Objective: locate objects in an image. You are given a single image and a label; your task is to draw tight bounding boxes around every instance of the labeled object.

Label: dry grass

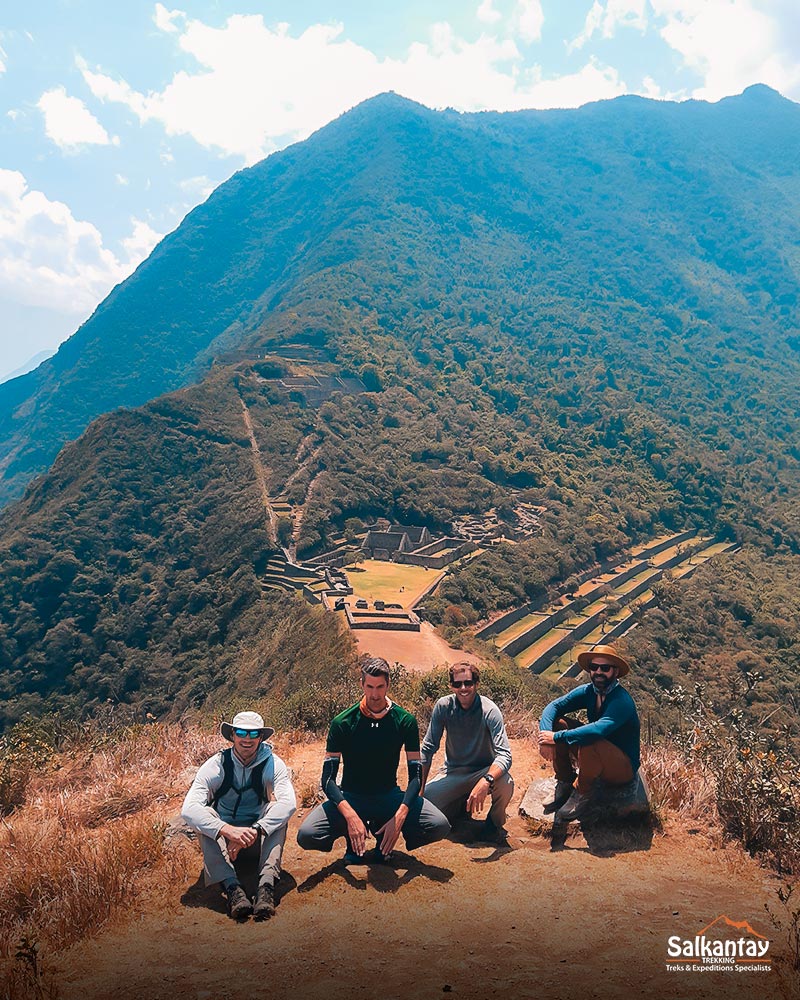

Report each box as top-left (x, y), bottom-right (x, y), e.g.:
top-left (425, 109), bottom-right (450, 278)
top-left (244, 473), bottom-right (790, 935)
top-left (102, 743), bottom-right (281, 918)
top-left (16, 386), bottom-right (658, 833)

top-left (0, 721), bottom-right (221, 995)
top-left (498, 697), bottom-right (540, 741)
top-left (640, 742), bottom-right (718, 823)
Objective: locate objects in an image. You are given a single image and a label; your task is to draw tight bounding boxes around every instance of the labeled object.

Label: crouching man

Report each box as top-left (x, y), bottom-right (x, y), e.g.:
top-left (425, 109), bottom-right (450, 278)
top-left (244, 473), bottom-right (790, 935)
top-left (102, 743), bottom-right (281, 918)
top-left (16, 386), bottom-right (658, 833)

top-left (296, 657), bottom-right (450, 864)
top-left (182, 711), bottom-right (296, 920)
top-left (537, 644), bottom-right (640, 822)
top-left (421, 662), bottom-right (514, 842)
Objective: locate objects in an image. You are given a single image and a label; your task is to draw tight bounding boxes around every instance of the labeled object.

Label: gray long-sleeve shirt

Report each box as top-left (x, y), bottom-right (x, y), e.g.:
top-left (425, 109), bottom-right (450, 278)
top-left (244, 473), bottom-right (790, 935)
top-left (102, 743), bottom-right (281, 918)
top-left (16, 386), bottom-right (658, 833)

top-left (181, 743), bottom-right (296, 839)
top-left (421, 694), bottom-right (512, 773)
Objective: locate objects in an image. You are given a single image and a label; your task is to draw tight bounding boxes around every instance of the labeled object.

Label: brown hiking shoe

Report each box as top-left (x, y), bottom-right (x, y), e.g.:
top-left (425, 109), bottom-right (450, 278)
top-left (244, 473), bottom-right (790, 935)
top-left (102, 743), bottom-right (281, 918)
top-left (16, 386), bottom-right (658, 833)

top-left (253, 882), bottom-right (276, 920)
top-left (225, 883), bottom-right (253, 920)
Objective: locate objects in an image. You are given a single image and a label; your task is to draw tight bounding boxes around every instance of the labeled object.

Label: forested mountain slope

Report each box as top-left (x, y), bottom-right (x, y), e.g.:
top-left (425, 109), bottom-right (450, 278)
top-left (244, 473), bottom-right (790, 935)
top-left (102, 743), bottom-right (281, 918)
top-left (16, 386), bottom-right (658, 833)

top-left (1, 86), bottom-right (799, 727)
top-left (1, 86), bottom-right (798, 513)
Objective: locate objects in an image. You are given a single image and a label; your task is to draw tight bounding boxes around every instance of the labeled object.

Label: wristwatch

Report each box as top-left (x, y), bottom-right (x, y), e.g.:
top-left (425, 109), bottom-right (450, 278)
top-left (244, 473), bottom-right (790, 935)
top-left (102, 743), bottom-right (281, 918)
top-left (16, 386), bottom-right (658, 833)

top-left (483, 773), bottom-right (495, 788)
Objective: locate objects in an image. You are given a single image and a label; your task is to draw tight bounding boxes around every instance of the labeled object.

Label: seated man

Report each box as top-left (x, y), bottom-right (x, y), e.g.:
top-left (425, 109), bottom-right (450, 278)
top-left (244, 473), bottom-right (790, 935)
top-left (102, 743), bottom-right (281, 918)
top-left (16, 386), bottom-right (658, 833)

top-left (296, 656), bottom-right (450, 863)
top-left (182, 711), bottom-right (296, 920)
top-left (537, 644), bottom-right (640, 822)
top-left (421, 662), bottom-right (514, 841)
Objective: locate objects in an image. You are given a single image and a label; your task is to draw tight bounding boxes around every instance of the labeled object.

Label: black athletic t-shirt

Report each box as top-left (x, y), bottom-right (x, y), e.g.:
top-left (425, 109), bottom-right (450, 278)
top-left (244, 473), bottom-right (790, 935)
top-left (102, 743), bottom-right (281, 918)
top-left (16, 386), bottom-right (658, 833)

top-left (326, 702), bottom-right (420, 794)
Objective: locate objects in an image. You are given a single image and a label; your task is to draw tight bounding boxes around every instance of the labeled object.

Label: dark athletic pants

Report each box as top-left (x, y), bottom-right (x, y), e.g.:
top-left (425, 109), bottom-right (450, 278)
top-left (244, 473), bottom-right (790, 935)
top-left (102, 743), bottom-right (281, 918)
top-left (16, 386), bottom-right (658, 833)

top-left (297, 787), bottom-right (450, 852)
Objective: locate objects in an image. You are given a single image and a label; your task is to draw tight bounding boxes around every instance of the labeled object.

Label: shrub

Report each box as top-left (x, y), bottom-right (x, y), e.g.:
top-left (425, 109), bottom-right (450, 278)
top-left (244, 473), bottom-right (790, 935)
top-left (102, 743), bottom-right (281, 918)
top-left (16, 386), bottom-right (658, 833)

top-left (664, 682), bottom-right (800, 874)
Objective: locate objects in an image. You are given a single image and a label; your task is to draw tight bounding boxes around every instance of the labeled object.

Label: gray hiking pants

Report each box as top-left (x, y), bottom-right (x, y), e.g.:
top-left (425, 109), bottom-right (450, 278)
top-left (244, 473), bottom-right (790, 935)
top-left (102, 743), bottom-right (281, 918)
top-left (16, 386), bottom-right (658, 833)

top-left (424, 766), bottom-right (514, 826)
top-left (200, 824), bottom-right (286, 888)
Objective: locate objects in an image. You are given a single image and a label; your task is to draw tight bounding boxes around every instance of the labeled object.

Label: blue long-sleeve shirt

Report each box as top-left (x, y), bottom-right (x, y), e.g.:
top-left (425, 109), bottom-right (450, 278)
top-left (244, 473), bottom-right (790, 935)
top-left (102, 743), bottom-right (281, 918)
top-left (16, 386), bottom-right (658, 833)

top-left (540, 682), bottom-right (640, 772)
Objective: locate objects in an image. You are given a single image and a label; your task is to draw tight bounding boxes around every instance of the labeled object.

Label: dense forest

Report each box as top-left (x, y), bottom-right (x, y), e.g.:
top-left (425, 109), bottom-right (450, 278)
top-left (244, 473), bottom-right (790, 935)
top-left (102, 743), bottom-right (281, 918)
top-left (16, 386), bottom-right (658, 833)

top-left (0, 87), bottom-right (799, 729)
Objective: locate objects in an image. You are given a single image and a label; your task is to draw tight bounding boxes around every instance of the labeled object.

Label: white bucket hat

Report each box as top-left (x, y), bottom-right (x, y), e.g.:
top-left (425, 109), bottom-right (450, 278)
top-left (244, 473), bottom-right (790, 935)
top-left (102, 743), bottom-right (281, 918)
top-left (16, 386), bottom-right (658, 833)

top-left (220, 710), bottom-right (274, 742)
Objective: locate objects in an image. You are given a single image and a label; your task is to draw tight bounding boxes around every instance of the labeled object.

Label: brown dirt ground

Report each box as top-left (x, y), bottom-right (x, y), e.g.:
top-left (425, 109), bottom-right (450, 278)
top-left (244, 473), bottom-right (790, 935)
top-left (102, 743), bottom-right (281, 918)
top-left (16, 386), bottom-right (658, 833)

top-left (354, 622), bottom-right (482, 673)
top-left (52, 738), bottom-right (797, 1000)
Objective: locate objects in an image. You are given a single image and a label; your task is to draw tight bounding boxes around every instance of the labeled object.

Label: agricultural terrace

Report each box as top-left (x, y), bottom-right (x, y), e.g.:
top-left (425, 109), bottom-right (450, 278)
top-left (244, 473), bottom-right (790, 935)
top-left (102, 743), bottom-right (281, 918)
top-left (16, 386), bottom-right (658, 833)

top-left (345, 560), bottom-right (444, 608)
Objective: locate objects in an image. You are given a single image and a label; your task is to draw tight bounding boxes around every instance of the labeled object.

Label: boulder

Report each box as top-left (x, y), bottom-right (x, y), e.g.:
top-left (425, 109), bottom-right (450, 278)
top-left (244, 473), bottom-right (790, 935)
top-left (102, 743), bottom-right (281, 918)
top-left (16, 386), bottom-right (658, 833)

top-left (519, 773), bottom-right (650, 830)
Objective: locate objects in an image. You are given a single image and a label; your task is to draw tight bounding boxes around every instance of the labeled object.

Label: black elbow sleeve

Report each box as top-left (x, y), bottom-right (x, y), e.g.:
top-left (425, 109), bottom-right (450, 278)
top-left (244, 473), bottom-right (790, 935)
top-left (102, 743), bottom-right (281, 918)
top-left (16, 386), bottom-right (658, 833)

top-left (403, 760), bottom-right (423, 807)
top-left (321, 757), bottom-right (343, 805)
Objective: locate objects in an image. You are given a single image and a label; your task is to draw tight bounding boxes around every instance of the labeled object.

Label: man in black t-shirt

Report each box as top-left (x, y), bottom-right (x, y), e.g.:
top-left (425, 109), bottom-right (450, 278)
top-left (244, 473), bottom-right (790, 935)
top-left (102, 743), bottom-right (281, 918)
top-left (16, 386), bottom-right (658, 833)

top-left (297, 657), bottom-right (450, 864)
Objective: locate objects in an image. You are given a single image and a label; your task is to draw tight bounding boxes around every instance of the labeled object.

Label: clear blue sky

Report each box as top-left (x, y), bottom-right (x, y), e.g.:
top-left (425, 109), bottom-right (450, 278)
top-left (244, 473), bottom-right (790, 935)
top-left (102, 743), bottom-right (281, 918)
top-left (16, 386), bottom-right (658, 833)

top-left (1, 1), bottom-right (798, 379)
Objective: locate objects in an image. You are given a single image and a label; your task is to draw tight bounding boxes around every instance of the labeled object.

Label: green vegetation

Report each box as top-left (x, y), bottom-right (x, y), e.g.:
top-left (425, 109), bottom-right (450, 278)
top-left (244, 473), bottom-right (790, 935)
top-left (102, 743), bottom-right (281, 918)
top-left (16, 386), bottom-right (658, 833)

top-left (623, 547), bottom-right (800, 744)
top-left (0, 374), bottom-right (356, 728)
top-left (1, 87), bottom-right (800, 734)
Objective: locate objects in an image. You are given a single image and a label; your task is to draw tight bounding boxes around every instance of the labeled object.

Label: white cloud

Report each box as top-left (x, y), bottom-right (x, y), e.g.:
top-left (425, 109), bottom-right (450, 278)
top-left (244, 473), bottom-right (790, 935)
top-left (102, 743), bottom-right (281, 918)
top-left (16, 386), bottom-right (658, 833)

top-left (641, 75), bottom-right (666, 99)
top-left (651, 0), bottom-right (800, 101)
top-left (0, 169), bottom-right (161, 315)
top-left (476, 0), bottom-right (503, 25)
top-left (78, 12), bottom-right (629, 163)
top-left (115, 173), bottom-right (129, 185)
top-left (178, 174), bottom-right (214, 200)
top-left (527, 59), bottom-right (627, 107)
top-left (514, 0), bottom-right (544, 43)
top-left (570, 0), bottom-right (648, 51)
top-left (153, 3), bottom-right (185, 34)
top-left (37, 86), bottom-right (117, 150)
top-left (7, 109), bottom-right (20, 121)
top-left (121, 218), bottom-right (164, 267)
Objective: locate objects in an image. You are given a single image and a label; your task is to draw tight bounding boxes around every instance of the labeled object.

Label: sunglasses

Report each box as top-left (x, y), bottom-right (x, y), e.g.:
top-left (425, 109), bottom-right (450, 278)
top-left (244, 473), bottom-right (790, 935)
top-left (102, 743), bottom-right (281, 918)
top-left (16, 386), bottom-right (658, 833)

top-left (589, 663), bottom-right (615, 674)
top-left (233, 728), bottom-right (262, 738)
top-left (451, 679), bottom-right (476, 688)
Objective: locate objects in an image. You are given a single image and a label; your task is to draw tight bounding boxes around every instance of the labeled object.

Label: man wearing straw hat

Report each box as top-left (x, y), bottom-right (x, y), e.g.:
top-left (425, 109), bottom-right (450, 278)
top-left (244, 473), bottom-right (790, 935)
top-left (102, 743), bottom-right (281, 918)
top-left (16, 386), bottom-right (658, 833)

top-left (537, 644), bottom-right (640, 822)
top-left (182, 711), bottom-right (296, 920)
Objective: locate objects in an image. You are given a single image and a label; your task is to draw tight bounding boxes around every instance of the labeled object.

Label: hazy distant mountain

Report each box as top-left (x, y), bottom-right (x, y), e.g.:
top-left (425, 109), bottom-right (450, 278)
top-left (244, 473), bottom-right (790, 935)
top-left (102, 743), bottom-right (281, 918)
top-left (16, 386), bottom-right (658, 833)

top-left (1, 85), bottom-right (800, 726)
top-left (0, 86), bottom-right (798, 508)
top-left (0, 350), bottom-right (54, 385)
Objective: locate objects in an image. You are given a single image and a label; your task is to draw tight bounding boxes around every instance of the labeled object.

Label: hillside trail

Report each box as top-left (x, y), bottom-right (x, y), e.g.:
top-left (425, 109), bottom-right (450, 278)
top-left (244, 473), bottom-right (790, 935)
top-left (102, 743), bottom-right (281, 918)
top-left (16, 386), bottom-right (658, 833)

top-left (55, 738), bottom-right (795, 1000)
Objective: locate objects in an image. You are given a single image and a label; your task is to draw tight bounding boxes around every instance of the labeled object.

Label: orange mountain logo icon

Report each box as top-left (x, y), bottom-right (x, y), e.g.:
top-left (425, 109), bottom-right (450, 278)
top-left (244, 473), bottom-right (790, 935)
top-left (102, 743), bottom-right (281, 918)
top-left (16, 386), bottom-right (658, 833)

top-left (697, 915), bottom-right (768, 939)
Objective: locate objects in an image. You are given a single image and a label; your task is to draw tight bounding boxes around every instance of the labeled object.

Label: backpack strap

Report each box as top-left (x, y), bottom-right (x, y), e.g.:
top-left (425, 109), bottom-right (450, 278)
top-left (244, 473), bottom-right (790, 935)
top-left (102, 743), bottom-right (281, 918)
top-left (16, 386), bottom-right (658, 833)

top-left (211, 748), bottom-right (270, 812)
top-left (249, 758), bottom-right (268, 805)
top-left (211, 748), bottom-right (235, 808)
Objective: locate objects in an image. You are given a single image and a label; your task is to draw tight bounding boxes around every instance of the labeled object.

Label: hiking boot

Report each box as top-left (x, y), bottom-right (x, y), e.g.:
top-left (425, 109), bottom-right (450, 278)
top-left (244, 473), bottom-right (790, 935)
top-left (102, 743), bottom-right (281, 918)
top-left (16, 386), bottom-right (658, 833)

top-left (556, 789), bottom-right (592, 823)
top-left (478, 815), bottom-right (508, 844)
top-left (253, 882), bottom-right (276, 921)
top-left (225, 883), bottom-right (253, 920)
top-left (342, 849), bottom-right (366, 865)
top-left (544, 778), bottom-right (576, 813)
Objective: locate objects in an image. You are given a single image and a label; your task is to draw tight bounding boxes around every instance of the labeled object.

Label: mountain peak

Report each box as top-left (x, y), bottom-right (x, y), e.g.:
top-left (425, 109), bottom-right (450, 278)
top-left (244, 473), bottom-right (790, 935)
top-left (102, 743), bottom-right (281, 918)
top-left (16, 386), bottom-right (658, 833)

top-left (735, 83), bottom-right (797, 107)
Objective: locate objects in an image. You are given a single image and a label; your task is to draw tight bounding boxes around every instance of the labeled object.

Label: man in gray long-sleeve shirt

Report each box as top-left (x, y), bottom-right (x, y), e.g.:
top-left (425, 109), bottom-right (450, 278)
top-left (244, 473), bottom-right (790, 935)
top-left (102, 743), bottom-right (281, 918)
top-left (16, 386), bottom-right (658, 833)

top-left (421, 662), bottom-right (514, 841)
top-left (181, 710), bottom-right (296, 920)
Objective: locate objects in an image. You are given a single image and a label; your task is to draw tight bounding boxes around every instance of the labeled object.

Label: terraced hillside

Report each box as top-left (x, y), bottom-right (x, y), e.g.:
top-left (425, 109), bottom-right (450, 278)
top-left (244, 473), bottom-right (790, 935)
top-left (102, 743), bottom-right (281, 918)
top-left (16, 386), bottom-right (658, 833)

top-left (478, 533), bottom-right (737, 677)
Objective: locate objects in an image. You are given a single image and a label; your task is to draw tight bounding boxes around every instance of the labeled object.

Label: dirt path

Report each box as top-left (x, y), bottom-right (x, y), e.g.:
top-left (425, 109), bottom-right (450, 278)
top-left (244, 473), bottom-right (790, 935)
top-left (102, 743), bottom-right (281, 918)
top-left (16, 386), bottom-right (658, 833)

top-left (239, 396), bottom-right (278, 547)
top-left (54, 739), bottom-right (795, 1000)
top-left (354, 621), bottom-right (482, 673)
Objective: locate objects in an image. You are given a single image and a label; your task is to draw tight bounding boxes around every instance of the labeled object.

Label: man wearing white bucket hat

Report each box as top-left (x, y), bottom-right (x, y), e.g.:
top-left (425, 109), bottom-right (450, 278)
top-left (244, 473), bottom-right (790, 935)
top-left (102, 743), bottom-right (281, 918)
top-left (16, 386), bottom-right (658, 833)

top-left (182, 711), bottom-right (296, 920)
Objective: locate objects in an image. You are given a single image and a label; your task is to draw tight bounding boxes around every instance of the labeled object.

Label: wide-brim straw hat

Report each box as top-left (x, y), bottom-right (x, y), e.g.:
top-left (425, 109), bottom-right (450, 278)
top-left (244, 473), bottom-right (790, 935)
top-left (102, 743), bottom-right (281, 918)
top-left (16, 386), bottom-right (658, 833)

top-left (220, 710), bottom-right (274, 742)
top-left (576, 644), bottom-right (631, 678)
